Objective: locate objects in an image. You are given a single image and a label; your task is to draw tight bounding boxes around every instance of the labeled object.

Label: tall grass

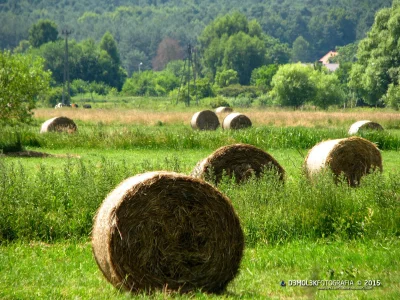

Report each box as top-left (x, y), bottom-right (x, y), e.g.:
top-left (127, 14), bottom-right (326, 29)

top-left (2, 124), bottom-right (400, 151)
top-left (1, 158), bottom-right (398, 245)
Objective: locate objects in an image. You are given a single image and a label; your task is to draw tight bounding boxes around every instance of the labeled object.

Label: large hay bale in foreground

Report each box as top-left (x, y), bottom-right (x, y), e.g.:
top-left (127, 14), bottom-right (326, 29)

top-left (348, 120), bottom-right (384, 135)
top-left (215, 106), bottom-right (233, 114)
top-left (192, 144), bottom-right (285, 184)
top-left (222, 113), bottom-right (252, 130)
top-left (191, 110), bottom-right (220, 130)
top-left (40, 116), bottom-right (77, 133)
top-left (92, 171), bottom-right (244, 294)
top-left (304, 136), bottom-right (382, 186)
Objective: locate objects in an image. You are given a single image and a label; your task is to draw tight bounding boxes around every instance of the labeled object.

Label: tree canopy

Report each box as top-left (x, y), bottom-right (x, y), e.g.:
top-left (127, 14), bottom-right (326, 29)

top-left (349, 0), bottom-right (400, 106)
top-left (29, 19), bottom-right (59, 48)
top-left (0, 51), bottom-right (51, 123)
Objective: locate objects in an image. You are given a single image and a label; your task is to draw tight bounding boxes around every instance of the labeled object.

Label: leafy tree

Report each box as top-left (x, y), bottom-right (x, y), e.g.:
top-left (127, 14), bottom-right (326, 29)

top-left (311, 71), bottom-right (345, 109)
top-left (349, 2), bottom-right (400, 106)
top-left (0, 51), bottom-right (51, 123)
top-left (122, 70), bottom-right (179, 96)
top-left (199, 12), bottom-right (286, 84)
top-left (291, 36), bottom-right (311, 62)
top-left (382, 83), bottom-right (400, 110)
top-left (270, 63), bottom-right (316, 108)
top-left (215, 69), bottom-right (239, 88)
top-left (333, 42), bottom-right (358, 64)
top-left (29, 19), bottom-right (59, 48)
top-left (13, 40), bottom-right (31, 54)
top-left (222, 32), bottom-right (266, 84)
top-left (250, 64), bottom-right (279, 90)
top-left (100, 31), bottom-right (121, 65)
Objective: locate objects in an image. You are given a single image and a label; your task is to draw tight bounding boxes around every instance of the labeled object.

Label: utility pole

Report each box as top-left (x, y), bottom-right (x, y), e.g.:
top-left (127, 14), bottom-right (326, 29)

top-left (177, 43), bottom-right (197, 106)
top-left (62, 29), bottom-right (72, 106)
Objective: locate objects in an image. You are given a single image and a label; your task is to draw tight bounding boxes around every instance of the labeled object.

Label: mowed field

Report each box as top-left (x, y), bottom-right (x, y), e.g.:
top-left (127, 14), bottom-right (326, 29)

top-left (1, 106), bottom-right (400, 299)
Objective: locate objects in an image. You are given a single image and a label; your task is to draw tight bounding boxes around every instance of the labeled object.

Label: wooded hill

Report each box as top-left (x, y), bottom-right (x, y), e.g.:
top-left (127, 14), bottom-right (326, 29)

top-left (0, 0), bottom-right (392, 74)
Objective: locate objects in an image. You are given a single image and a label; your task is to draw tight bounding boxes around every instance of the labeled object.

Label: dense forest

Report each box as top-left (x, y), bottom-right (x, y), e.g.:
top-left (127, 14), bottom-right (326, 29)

top-left (4, 0), bottom-right (400, 116)
top-left (0, 0), bottom-right (392, 74)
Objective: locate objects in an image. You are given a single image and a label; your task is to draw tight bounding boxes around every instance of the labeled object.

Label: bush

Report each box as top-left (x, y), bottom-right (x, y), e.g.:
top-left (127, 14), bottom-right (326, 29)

top-left (209, 96), bottom-right (230, 108)
top-left (217, 84), bottom-right (260, 98)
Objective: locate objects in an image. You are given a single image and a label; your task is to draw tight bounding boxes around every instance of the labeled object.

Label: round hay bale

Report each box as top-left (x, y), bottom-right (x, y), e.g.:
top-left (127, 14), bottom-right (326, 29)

top-left (190, 110), bottom-right (220, 130)
top-left (222, 113), bottom-right (252, 130)
top-left (348, 120), bottom-right (384, 135)
top-left (40, 116), bottom-right (77, 133)
top-left (92, 171), bottom-right (244, 294)
top-left (215, 106), bottom-right (233, 114)
top-left (192, 143), bottom-right (285, 184)
top-left (304, 136), bottom-right (382, 186)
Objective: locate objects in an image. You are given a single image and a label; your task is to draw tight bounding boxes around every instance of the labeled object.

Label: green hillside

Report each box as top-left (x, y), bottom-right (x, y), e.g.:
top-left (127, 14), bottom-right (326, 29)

top-left (0, 0), bottom-right (392, 74)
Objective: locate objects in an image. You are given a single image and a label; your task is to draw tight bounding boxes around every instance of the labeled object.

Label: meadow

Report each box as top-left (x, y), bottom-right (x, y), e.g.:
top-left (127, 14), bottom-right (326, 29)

top-left (1, 103), bottom-right (399, 299)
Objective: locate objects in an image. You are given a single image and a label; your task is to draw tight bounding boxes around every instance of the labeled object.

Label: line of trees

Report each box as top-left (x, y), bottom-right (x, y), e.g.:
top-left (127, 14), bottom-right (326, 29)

top-left (4, 1), bottom-right (400, 123)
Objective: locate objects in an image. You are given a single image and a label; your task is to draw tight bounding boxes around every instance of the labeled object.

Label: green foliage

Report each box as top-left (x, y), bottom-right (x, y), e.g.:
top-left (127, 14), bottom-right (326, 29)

top-left (270, 64), bottom-right (345, 109)
top-left (214, 69), bottom-right (239, 88)
top-left (270, 63), bottom-right (316, 108)
top-left (28, 19), bottom-right (59, 48)
top-left (291, 36), bottom-right (311, 62)
top-left (195, 77), bottom-right (215, 99)
top-left (0, 51), bottom-right (51, 123)
top-left (208, 96), bottom-right (230, 108)
top-left (250, 64), bottom-right (278, 90)
top-left (31, 38), bottom-right (127, 90)
top-left (39, 86), bottom-right (65, 107)
top-left (100, 31), bottom-right (120, 65)
top-left (382, 83), bottom-right (400, 110)
top-left (311, 71), bottom-right (346, 109)
top-left (122, 69), bottom-right (179, 97)
top-left (217, 84), bottom-right (260, 99)
top-left (199, 12), bottom-right (288, 85)
top-left (349, 3), bottom-right (400, 106)
top-left (333, 42), bottom-right (358, 63)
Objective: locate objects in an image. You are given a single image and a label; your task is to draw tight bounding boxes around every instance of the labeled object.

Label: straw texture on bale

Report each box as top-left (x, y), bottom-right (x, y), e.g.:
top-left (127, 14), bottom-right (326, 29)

top-left (215, 106), bottom-right (233, 114)
top-left (40, 116), bottom-right (77, 133)
top-left (192, 144), bottom-right (285, 184)
top-left (348, 120), bottom-right (384, 135)
top-left (304, 136), bottom-right (382, 186)
top-left (92, 171), bottom-right (244, 294)
top-left (222, 113), bottom-right (252, 130)
top-left (190, 110), bottom-right (220, 130)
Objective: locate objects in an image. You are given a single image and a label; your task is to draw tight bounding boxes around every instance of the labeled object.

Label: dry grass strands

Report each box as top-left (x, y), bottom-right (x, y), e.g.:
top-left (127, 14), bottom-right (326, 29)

top-left (190, 110), bottom-right (220, 130)
top-left (40, 116), bottom-right (77, 133)
top-left (215, 106), bottom-right (233, 114)
top-left (304, 136), bottom-right (382, 186)
top-left (192, 144), bottom-right (285, 184)
top-left (222, 113), bottom-right (252, 130)
top-left (348, 120), bottom-right (384, 135)
top-left (92, 171), bottom-right (244, 294)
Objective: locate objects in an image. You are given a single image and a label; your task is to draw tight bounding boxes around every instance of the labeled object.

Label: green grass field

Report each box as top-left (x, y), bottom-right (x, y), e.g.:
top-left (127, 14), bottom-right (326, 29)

top-left (1, 108), bottom-right (399, 299)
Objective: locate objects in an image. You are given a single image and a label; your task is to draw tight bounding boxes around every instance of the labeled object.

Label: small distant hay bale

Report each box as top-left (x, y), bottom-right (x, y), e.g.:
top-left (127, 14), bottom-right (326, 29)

top-left (215, 106), bottom-right (233, 114)
top-left (92, 171), bottom-right (244, 294)
top-left (222, 113), bottom-right (252, 130)
top-left (40, 116), bottom-right (77, 133)
top-left (192, 143), bottom-right (285, 184)
top-left (304, 136), bottom-right (382, 186)
top-left (190, 110), bottom-right (220, 130)
top-left (348, 120), bottom-right (384, 135)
